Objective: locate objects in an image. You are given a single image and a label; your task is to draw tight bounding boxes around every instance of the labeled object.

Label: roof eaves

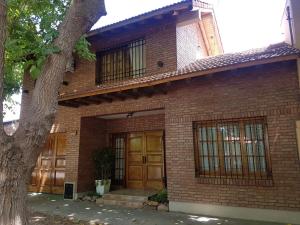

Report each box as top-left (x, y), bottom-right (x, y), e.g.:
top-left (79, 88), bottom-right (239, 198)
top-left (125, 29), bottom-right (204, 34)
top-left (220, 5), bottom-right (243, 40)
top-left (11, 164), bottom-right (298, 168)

top-left (59, 43), bottom-right (300, 101)
top-left (87, 0), bottom-right (194, 37)
top-left (59, 54), bottom-right (299, 102)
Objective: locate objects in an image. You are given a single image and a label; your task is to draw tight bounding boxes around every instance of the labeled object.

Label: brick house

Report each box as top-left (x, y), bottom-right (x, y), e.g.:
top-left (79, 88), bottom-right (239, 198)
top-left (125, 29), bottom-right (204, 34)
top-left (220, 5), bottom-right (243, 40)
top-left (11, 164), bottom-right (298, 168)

top-left (21, 0), bottom-right (300, 223)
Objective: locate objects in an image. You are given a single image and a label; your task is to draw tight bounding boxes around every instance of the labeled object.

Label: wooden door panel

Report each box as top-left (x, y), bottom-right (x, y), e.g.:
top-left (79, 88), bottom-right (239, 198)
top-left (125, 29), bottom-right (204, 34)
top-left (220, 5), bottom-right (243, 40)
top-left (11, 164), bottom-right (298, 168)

top-left (129, 137), bottom-right (143, 152)
top-left (146, 135), bottom-right (163, 152)
top-left (39, 170), bottom-right (52, 186)
top-left (127, 180), bottom-right (144, 189)
top-left (127, 133), bottom-right (144, 189)
top-left (147, 166), bottom-right (163, 180)
top-left (42, 136), bottom-right (55, 156)
top-left (31, 170), bottom-right (38, 186)
top-left (41, 159), bottom-right (52, 168)
top-left (56, 133), bottom-right (66, 156)
top-left (128, 154), bottom-right (142, 162)
top-left (145, 131), bottom-right (164, 190)
top-left (29, 133), bottom-right (66, 194)
top-left (55, 159), bottom-right (66, 168)
top-left (128, 166), bottom-right (143, 180)
top-left (126, 131), bottom-right (164, 190)
top-left (54, 170), bottom-right (65, 187)
top-left (147, 155), bottom-right (163, 163)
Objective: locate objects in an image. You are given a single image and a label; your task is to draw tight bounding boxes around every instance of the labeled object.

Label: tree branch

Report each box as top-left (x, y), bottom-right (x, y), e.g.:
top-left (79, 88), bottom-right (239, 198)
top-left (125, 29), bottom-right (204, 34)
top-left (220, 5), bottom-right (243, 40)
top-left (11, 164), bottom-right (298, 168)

top-left (0, 0), bottom-right (7, 135)
top-left (15, 0), bottom-right (106, 164)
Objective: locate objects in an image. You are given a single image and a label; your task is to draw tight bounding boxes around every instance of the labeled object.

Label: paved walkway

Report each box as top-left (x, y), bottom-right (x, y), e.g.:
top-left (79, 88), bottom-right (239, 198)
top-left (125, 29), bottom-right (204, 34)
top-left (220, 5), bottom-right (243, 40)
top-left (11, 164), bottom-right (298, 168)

top-left (28, 194), bottom-right (285, 225)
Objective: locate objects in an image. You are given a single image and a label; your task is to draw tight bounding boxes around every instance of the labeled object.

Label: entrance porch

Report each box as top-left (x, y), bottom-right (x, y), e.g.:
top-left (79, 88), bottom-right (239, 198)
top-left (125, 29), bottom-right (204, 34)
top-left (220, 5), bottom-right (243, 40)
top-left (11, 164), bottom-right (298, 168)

top-left (77, 109), bottom-right (166, 194)
top-left (99, 189), bottom-right (157, 208)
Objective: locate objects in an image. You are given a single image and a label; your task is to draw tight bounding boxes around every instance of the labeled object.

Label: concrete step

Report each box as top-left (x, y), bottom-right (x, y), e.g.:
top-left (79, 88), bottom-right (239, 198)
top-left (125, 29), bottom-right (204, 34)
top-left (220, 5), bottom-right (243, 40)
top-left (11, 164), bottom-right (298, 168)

top-left (102, 199), bottom-right (145, 208)
top-left (102, 193), bottom-right (148, 202)
top-left (98, 191), bottom-right (153, 208)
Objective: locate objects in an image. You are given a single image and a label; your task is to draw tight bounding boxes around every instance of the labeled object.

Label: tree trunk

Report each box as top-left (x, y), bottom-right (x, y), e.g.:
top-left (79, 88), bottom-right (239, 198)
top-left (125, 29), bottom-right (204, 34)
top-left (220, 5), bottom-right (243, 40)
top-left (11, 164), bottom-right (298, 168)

top-left (0, 139), bottom-right (29, 225)
top-left (0, 0), bottom-right (106, 224)
top-left (0, 0), bottom-right (7, 132)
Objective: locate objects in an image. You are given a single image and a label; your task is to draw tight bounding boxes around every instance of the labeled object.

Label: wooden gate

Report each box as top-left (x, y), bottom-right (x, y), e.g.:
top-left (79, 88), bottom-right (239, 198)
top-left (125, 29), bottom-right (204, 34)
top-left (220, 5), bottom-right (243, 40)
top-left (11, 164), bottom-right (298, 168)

top-left (28, 133), bottom-right (66, 194)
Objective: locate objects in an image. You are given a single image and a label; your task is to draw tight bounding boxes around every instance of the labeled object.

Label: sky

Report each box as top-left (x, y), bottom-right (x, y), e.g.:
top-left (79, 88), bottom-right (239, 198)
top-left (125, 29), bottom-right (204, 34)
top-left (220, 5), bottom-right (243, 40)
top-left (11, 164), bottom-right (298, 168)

top-left (3, 0), bottom-right (287, 122)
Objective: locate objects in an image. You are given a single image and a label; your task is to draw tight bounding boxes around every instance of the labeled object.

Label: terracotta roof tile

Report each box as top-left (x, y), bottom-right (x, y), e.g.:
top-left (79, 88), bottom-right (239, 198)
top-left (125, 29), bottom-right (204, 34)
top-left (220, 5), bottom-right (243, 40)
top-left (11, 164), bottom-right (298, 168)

top-left (97, 42), bottom-right (300, 88)
top-left (59, 42), bottom-right (300, 99)
top-left (176, 42), bottom-right (300, 74)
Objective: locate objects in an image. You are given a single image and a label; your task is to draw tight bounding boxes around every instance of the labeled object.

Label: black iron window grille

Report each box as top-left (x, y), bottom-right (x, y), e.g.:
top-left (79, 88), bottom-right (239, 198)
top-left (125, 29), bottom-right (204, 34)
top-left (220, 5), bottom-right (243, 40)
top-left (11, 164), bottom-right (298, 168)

top-left (111, 133), bottom-right (126, 186)
top-left (194, 117), bottom-right (272, 184)
top-left (96, 39), bottom-right (146, 84)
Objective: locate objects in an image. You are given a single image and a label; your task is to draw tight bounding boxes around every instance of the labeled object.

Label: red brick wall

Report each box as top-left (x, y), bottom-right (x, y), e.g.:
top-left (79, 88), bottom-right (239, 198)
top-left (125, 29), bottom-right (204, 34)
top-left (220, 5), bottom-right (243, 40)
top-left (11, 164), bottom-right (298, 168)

top-left (60, 17), bottom-right (177, 96)
top-left (176, 22), bottom-right (206, 68)
top-left (164, 61), bottom-right (300, 211)
top-left (77, 117), bottom-right (107, 192)
top-left (106, 114), bottom-right (165, 134)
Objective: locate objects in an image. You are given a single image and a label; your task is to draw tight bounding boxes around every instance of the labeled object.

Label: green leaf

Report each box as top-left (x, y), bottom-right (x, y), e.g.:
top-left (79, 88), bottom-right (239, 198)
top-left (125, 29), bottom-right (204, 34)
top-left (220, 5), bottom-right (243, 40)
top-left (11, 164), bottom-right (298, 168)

top-left (4, 0), bottom-right (73, 98)
top-left (36, 57), bottom-right (45, 68)
top-left (29, 65), bottom-right (41, 79)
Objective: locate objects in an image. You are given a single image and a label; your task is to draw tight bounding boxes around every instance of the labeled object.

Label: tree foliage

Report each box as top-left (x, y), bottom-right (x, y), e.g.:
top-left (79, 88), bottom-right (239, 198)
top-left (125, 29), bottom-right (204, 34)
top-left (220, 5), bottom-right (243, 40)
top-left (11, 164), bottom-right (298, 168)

top-left (4, 0), bottom-right (95, 100)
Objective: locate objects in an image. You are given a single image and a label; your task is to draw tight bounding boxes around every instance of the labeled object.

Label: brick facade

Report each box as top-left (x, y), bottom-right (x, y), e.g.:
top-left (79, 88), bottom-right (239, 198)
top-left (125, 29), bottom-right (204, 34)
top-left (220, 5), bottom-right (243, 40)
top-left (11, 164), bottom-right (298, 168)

top-left (77, 114), bottom-right (165, 192)
top-left (44, 60), bottom-right (300, 212)
top-left (176, 22), bottom-right (206, 68)
top-left (20, 4), bottom-right (300, 217)
top-left (61, 17), bottom-right (177, 96)
top-left (164, 61), bottom-right (300, 211)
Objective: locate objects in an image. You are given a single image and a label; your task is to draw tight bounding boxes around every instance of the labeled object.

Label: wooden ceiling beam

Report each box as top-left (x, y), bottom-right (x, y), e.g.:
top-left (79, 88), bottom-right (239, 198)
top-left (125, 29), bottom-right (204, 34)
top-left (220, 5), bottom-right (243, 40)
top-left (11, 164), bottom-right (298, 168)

top-left (73, 99), bottom-right (90, 106)
top-left (140, 88), bottom-right (155, 98)
top-left (153, 85), bottom-right (168, 95)
top-left (93, 95), bottom-right (113, 103)
top-left (119, 89), bottom-right (140, 99)
top-left (108, 92), bottom-right (126, 101)
top-left (84, 96), bottom-right (103, 104)
top-left (58, 101), bottom-right (80, 108)
top-left (59, 83), bottom-right (170, 108)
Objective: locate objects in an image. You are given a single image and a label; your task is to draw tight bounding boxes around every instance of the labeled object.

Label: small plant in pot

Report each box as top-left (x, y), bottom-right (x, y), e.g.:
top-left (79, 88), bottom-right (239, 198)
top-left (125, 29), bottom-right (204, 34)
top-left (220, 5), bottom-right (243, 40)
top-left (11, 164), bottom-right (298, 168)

top-left (93, 147), bottom-right (115, 196)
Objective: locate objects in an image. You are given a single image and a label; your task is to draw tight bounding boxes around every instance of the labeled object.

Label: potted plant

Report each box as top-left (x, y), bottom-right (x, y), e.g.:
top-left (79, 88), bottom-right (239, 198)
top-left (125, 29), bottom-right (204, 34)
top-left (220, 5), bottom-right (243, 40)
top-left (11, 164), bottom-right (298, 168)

top-left (93, 147), bottom-right (115, 195)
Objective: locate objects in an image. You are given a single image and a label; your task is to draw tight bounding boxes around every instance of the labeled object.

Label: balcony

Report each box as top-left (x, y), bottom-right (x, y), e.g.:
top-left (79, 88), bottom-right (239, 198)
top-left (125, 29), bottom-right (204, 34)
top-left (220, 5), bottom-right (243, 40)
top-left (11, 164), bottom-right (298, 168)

top-left (96, 39), bottom-right (146, 84)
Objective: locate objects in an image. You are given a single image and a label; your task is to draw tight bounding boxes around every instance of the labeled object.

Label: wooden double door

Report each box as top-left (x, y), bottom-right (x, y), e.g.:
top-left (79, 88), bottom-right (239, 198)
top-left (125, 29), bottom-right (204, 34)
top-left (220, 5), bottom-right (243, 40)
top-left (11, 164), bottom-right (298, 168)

top-left (29, 133), bottom-right (66, 194)
top-left (126, 131), bottom-right (165, 190)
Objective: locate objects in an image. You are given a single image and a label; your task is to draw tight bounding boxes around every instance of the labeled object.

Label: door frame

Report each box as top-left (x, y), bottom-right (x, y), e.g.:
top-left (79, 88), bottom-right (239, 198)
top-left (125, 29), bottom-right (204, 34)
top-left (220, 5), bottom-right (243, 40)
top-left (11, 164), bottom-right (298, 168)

top-left (126, 130), bottom-right (166, 189)
top-left (111, 130), bottom-right (166, 189)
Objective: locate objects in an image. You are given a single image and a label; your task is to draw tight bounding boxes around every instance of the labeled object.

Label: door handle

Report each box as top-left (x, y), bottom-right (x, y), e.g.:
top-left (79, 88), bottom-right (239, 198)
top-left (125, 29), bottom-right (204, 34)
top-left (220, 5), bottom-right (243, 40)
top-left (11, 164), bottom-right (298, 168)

top-left (142, 156), bottom-right (147, 164)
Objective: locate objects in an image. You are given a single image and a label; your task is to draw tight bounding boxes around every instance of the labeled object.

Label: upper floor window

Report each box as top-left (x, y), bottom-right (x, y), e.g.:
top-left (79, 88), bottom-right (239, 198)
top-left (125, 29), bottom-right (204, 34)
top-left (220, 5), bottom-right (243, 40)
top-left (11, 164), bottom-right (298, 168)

top-left (96, 39), bottom-right (146, 84)
top-left (194, 117), bottom-right (272, 182)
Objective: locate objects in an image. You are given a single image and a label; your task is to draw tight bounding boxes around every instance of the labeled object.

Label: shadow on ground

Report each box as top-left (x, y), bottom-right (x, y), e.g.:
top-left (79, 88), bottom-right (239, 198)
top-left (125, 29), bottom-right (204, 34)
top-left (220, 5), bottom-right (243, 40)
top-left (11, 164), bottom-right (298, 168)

top-left (28, 193), bottom-right (286, 225)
